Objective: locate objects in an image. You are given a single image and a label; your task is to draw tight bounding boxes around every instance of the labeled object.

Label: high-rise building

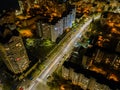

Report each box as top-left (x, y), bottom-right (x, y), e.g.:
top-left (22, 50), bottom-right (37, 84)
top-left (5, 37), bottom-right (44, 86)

top-left (62, 62), bottom-right (111, 90)
top-left (37, 18), bottom-right (63, 42)
top-left (15, 0), bottom-right (24, 15)
top-left (36, 6), bottom-right (76, 42)
top-left (36, 21), bottom-right (43, 37)
top-left (0, 26), bottom-right (30, 74)
top-left (37, 21), bottom-right (51, 40)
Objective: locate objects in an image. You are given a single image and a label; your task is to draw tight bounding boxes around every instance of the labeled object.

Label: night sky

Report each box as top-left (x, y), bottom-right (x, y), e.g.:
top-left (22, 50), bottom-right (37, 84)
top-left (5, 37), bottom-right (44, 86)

top-left (0, 0), bottom-right (19, 13)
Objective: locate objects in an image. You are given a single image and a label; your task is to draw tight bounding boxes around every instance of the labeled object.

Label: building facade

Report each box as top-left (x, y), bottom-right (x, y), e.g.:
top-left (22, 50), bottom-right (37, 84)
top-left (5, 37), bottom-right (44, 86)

top-left (37, 6), bottom-right (76, 42)
top-left (62, 65), bottom-right (110, 90)
top-left (0, 28), bottom-right (30, 74)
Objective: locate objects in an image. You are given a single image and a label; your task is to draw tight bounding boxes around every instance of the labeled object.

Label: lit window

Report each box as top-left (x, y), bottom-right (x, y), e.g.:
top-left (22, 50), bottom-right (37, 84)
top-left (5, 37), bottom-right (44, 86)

top-left (54, 27), bottom-right (57, 30)
top-left (16, 43), bottom-right (22, 47)
top-left (16, 58), bottom-right (21, 61)
top-left (42, 23), bottom-right (45, 26)
top-left (5, 48), bottom-right (10, 50)
top-left (19, 43), bottom-right (22, 46)
top-left (16, 43), bottom-right (19, 47)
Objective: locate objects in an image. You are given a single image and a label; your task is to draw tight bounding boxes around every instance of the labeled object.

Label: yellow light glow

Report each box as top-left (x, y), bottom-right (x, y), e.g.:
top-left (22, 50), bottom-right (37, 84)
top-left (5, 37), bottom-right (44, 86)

top-left (109, 74), bottom-right (119, 82)
top-left (60, 85), bottom-right (65, 90)
top-left (19, 29), bottom-right (33, 37)
top-left (90, 66), bottom-right (106, 75)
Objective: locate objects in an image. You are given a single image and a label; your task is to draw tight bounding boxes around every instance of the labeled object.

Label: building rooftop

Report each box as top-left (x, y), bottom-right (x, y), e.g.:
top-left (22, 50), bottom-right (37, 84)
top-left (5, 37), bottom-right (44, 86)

top-left (0, 25), bottom-right (19, 44)
top-left (63, 61), bottom-right (120, 89)
top-left (101, 12), bottom-right (120, 32)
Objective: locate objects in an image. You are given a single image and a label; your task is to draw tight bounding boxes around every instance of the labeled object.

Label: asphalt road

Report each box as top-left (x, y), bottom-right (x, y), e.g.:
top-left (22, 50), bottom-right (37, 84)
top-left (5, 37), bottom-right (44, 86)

top-left (28, 14), bottom-right (101, 90)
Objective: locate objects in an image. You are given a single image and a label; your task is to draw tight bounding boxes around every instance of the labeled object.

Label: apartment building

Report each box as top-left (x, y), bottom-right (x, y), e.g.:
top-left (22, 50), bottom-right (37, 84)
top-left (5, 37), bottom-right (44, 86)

top-left (0, 26), bottom-right (30, 74)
